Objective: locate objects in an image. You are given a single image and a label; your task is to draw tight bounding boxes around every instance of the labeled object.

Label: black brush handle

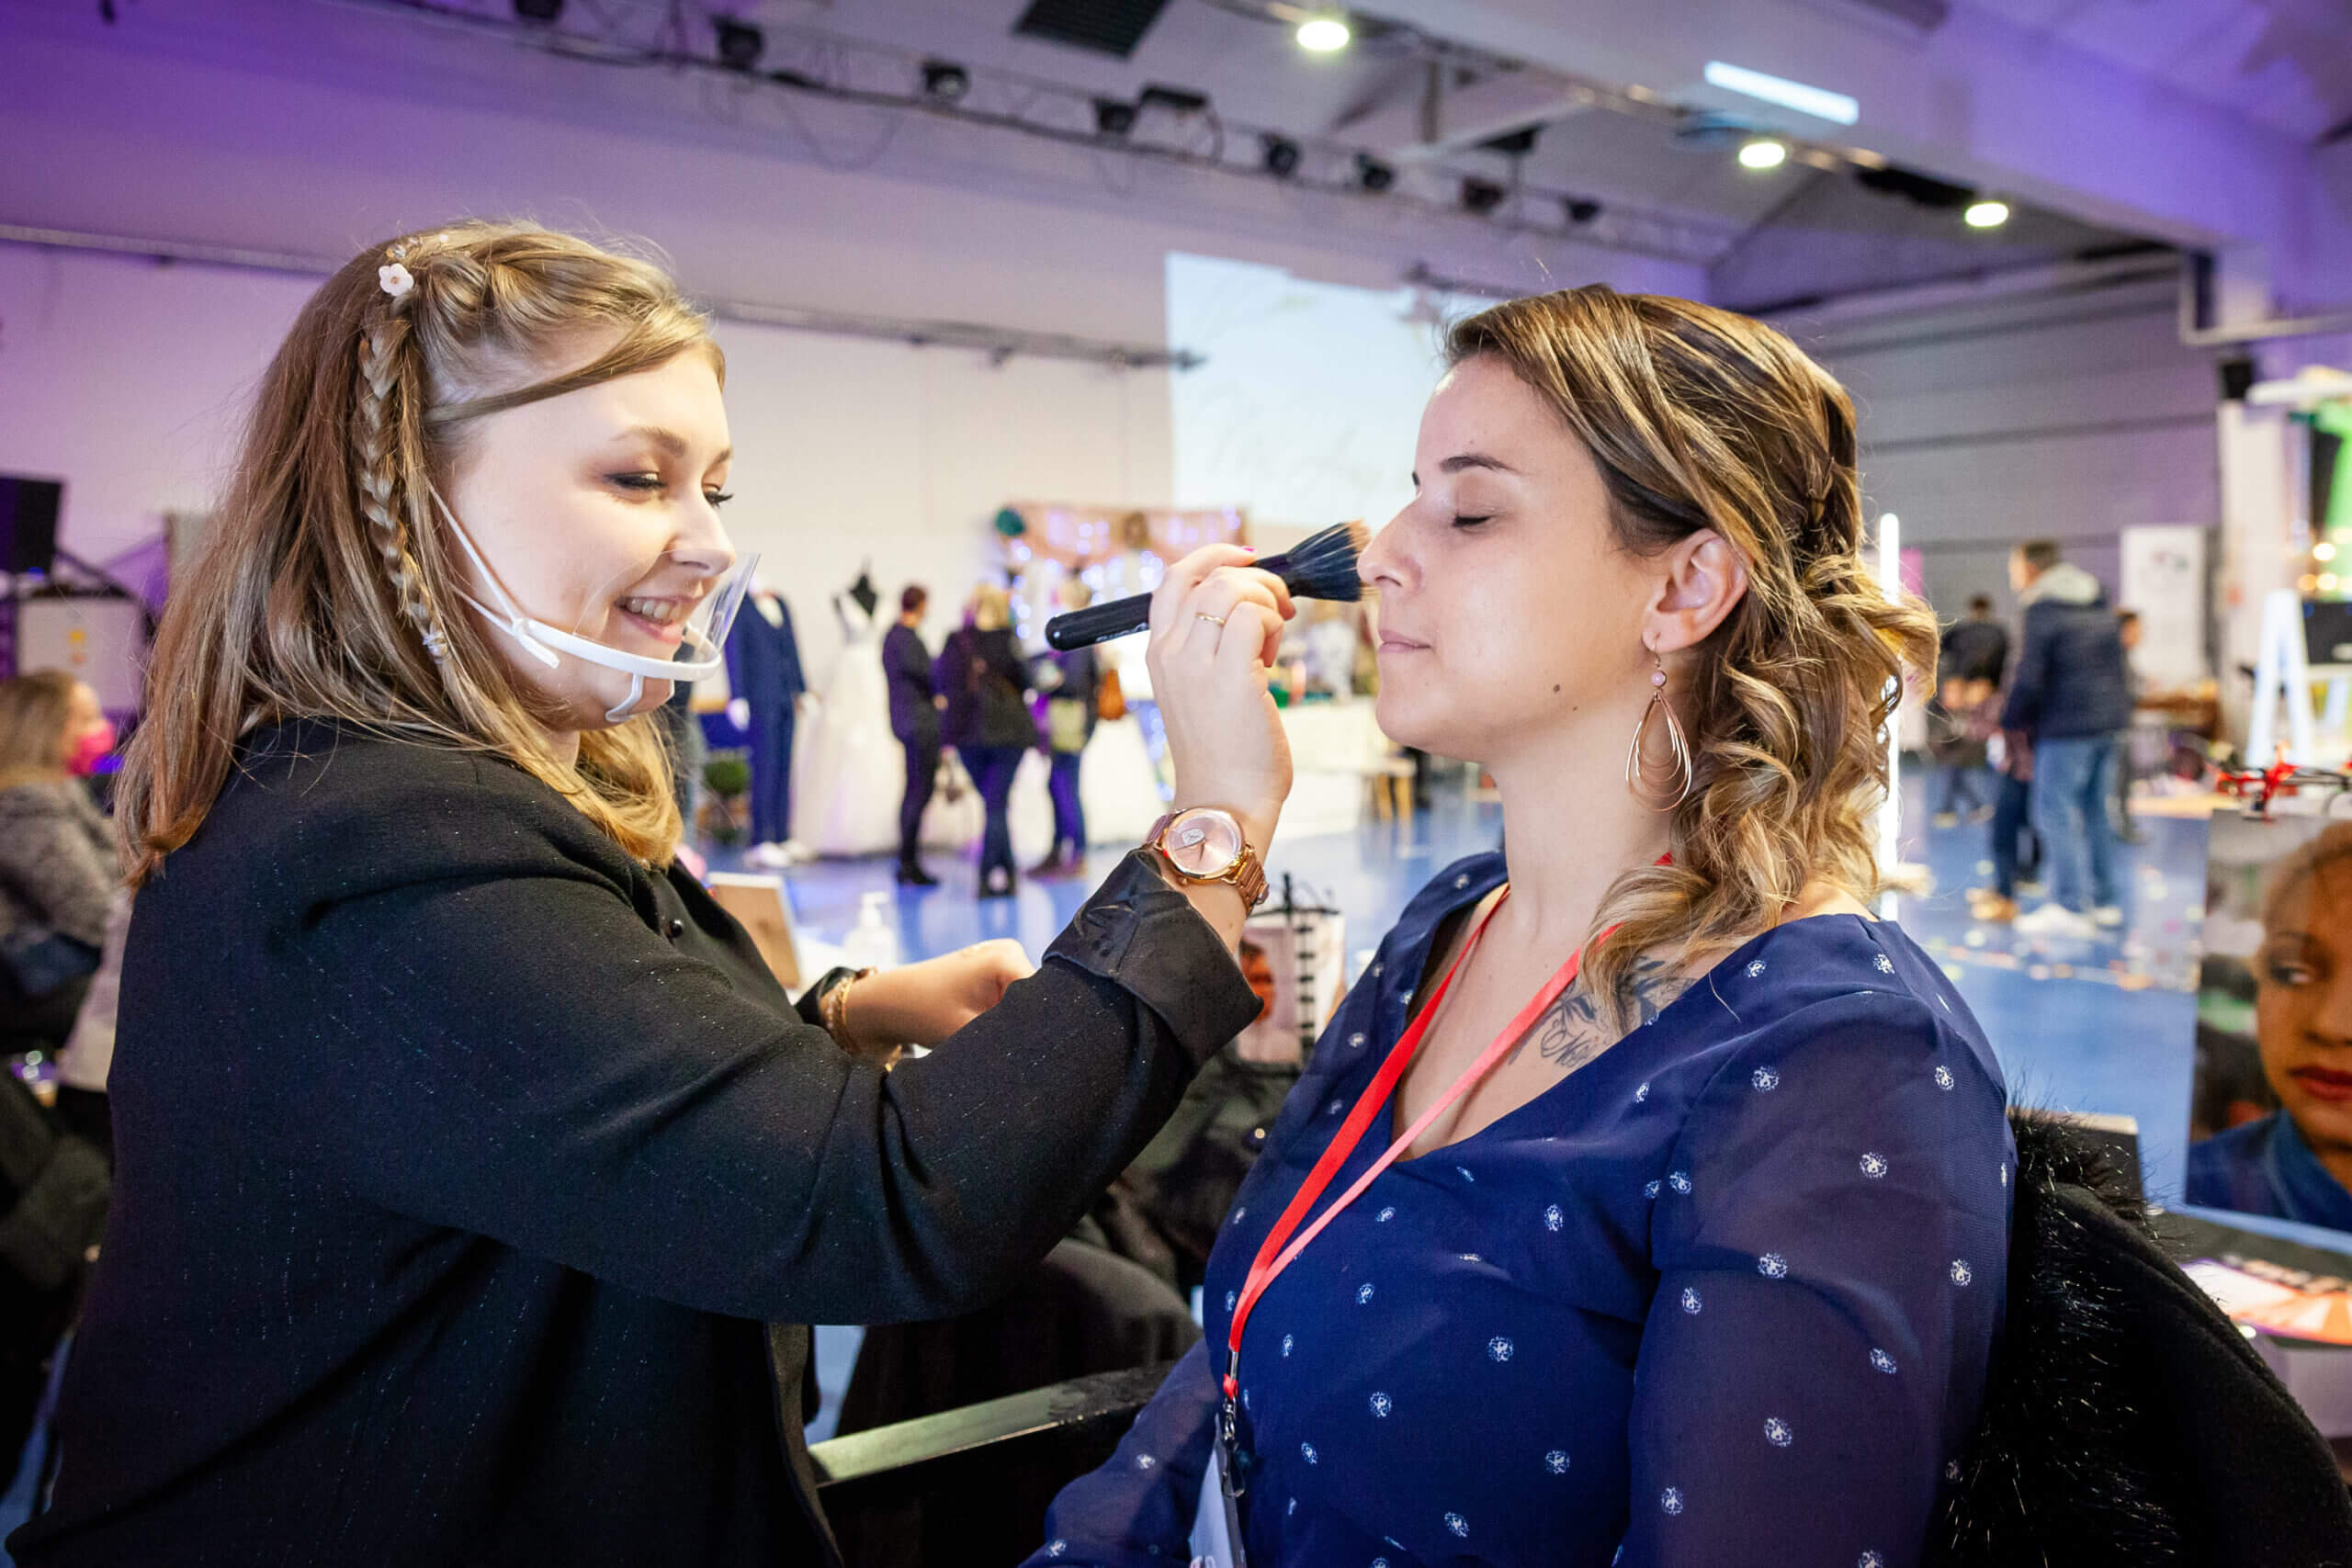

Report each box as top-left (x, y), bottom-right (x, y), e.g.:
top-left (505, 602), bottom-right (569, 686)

top-left (1046, 594), bottom-right (1154, 650)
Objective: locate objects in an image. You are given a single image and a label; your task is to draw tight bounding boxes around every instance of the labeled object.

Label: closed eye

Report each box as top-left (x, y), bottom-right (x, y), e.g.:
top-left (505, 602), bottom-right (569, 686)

top-left (1453, 514), bottom-right (1495, 529)
top-left (706, 490), bottom-right (734, 508)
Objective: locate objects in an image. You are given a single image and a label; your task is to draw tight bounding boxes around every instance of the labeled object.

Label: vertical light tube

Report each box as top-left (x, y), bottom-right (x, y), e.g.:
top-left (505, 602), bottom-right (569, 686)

top-left (1878, 513), bottom-right (1903, 914)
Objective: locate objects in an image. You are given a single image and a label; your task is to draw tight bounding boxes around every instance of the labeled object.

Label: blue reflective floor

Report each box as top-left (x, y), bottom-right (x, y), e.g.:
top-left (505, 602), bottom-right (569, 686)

top-left (741, 773), bottom-right (2205, 1203)
top-left (730, 770), bottom-right (2208, 1444)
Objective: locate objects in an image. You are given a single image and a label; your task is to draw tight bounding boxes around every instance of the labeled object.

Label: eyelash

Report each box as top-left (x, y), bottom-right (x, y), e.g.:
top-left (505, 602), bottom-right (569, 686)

top-left (610, 474), bottom-right (733, 508)
top-left (1452, 514), bottom-right (1495, 530)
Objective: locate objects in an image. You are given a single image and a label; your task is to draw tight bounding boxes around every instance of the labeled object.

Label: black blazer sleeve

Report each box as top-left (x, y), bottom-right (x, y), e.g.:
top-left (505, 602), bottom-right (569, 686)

top-left (239, 740), bottom-right (1258, 1325)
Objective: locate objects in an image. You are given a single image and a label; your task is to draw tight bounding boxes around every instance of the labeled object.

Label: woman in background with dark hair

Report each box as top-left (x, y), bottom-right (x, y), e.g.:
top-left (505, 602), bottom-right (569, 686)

top-left (885, 582), bottom-right (942, 886)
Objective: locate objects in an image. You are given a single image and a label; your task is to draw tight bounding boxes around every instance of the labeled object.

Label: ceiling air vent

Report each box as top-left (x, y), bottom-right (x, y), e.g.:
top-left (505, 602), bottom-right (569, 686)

top-left (1013, 0), bottom-right (1172, 59)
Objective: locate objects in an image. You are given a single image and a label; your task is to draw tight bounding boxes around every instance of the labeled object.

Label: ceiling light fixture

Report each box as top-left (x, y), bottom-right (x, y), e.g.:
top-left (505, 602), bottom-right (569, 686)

top-left (1296, 14), bottom-right (1351, 52)
top-left (921, 60), bottom-right (970, 102)
top-left (1261, 133), bottom-right (1302, 178)
top-left (1354, 152), bottom-right (1396, 192)
top-left (1737, 138), bottom-right (1788, 170)
top-left (1563, 197), bottom-right (1602, 224)
top-left (1703, 61), bottom-right (1859, 126)
top-left (713, 18), bottom-right (764, 71)
top-left (1963, 198), bottom-right (2012, 229)
top-left (1461, 176), bottom-right (1508, 216)
top-left (1093, 97), bottom-right (1138, 138)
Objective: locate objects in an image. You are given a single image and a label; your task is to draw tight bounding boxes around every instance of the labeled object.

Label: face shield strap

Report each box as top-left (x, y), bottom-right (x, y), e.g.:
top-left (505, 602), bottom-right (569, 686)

top-left (429, 493), bottom-right (752, 719)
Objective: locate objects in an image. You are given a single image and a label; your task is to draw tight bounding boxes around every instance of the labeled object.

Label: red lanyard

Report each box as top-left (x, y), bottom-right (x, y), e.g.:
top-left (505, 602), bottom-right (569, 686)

top-left (1221, 863), bottom-right (1663, 1411)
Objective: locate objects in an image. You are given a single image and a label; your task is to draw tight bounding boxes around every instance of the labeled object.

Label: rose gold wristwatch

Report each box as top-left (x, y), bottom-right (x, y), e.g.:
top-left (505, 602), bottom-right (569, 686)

top-left (1145, 807), bottom-right (1270, 911)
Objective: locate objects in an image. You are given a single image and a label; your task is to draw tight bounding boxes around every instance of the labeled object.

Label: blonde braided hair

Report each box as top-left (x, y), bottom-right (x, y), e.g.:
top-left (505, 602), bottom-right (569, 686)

top-left (351, 251), bottom-right (456, 665)
top-left (117, 220), bottom-right (723, 886)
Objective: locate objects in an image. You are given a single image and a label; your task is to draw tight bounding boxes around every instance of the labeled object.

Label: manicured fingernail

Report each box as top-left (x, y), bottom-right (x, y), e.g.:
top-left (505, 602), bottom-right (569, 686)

top-left (1242, 547), bottom-right (1257, 555)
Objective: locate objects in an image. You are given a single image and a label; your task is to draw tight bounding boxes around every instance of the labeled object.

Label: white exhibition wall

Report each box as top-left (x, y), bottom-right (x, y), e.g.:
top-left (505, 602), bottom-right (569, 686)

top-left (1784, 273), bottom-right (2224, 638)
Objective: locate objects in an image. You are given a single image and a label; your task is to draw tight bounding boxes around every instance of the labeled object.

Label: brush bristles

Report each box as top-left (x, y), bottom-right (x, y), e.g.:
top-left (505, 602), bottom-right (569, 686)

top-left (1266, 520), bottom-right (1369, 603)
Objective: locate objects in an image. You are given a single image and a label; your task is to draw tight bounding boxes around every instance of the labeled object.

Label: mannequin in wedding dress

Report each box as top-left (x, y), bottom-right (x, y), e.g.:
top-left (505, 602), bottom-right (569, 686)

top-left (790, 570), bottom-right (906, 858)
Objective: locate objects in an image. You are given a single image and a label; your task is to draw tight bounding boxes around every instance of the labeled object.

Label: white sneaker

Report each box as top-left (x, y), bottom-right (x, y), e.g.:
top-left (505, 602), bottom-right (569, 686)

top-left (2014, 903), bottom-right (2099, 941)
top-left (2092, 905), bottom-right (2124, 928)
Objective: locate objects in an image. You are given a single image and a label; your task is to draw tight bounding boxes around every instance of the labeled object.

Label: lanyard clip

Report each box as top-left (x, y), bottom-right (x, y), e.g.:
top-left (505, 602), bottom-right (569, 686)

top-left (1218, 1368), bottom-right (1247, 1499)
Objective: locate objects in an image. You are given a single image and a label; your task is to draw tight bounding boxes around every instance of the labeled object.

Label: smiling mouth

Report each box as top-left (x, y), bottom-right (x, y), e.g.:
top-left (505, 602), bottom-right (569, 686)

top-left (616, 594), bottom-right (699, 644)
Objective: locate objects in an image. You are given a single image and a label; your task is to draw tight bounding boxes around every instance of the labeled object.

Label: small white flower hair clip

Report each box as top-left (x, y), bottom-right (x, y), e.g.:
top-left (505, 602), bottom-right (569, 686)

top-left (378, 261), bottom-right (415, 299)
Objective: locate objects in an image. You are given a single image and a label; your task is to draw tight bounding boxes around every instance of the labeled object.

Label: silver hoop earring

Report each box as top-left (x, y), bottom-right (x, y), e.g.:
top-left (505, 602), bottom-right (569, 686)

top-left (1626, 648), bottom-right (1693, 811)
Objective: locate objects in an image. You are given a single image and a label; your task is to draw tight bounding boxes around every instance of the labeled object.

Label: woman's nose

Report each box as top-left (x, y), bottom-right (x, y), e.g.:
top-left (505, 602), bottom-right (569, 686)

top-left (1358, 514), bottom-right (1409, 592)
top-left (671, 505), bottom-right (736, 580)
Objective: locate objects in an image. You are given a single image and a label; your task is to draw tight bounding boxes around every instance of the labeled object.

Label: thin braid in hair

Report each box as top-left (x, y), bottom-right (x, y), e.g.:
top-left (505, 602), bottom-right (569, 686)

top-left (351, 277), bottom-right (457, 664)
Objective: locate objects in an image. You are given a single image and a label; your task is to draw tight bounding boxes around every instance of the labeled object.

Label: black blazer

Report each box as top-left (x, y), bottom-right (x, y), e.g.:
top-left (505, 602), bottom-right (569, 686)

top-left (881, 621), bottom-right (935, 745)
top-left (12, 719), bottom-right (1256, 1566)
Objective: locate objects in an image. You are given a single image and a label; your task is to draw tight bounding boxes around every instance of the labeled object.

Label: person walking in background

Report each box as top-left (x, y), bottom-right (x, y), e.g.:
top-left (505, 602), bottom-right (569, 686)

top-left (1928, 594), bottom-right (2008, 827)
top-left (1967, 724), bottom-right (2036, 925)
top-left (2113, 607), bottom-right (2147, 845)
top-left (2001, 538), bottom-right (2132, 939)
top-left (938, 584), bottom-right (1035, 898)
top-left (1033, 580), bottom-right (1102, 879)
top-left (884, 585), bottom-right (941, 887)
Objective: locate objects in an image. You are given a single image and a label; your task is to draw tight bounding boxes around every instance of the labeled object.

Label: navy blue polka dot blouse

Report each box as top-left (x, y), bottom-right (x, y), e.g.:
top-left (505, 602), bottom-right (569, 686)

top-left (1029, 852), bottom-right (2014, 1568)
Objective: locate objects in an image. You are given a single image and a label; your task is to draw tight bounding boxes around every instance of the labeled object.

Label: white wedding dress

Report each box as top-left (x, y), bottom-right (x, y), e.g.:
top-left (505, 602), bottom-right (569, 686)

top-left (791, 597), bottom-right (907, 857)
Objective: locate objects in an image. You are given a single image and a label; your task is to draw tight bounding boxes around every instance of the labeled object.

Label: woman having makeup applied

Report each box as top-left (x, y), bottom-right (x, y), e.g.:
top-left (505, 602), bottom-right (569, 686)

top-left (1034, 286), bottom-right (2012, 1568)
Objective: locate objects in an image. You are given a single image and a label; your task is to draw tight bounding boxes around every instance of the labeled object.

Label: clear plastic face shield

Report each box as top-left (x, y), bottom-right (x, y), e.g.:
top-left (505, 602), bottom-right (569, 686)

top-left (435, 492), bottom-right (759, 724)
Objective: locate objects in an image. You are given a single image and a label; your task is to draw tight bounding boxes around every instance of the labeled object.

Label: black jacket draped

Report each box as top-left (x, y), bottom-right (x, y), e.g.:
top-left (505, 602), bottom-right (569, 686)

top-left (11, 719), bottom-right (1256, 1566)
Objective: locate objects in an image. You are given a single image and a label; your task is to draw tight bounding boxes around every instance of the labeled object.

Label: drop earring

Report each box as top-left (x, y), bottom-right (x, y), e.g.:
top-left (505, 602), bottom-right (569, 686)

top-left (1626, 646), bottom-right (1693, 810)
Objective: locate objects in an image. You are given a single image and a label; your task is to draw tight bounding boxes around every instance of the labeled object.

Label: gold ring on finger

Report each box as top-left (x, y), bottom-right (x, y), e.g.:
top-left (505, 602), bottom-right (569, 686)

top-left (1196, 613), bottom-right (1227, 627)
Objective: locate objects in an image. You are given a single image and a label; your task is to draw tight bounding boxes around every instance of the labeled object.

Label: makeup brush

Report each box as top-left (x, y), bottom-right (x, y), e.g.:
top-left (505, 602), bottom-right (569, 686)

top-left (1044, 521), bottom-right (1370, 651)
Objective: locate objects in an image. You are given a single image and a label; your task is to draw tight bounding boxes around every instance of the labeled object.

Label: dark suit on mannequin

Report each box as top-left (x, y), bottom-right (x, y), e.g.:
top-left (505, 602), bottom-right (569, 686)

top-left (724, 592), bottom-right (807, 849)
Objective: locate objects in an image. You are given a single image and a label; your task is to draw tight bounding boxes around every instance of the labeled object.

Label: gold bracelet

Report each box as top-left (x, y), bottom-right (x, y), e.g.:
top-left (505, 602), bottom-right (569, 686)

top-left (821, 967), bottom-right (878, 1055)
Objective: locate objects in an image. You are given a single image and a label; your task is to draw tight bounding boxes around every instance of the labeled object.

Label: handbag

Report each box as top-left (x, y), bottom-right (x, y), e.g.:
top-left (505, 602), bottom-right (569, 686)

top-left (1046, 696), bottom-right (1092, 755)
top-left (1098, 666), bottom-right (1128, 723)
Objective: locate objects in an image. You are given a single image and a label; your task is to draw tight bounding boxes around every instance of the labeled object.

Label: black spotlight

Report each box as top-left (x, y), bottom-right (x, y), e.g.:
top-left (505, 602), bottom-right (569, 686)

top-left (1354, 152), bottom-right (1396, 192)
top-left (1461, 176), bottom-right (1508, 215)
top-left (1093, 97), bottom-right (1138, 138)
top-left (922, 60), bottom-right (970, 102)
top-left (713, 18), bottom-right (763, 71)
top-left (1564, 197), bottom-right (1602, 225)
top-left (513, 0), bottom-right (562, 20)
top-left (1261, 134), bottom-right (1302, 178)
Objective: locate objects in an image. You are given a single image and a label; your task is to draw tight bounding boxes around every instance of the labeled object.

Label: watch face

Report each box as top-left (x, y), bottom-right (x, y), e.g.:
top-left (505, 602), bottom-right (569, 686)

top-left (1167, 809), bottom-right (1243, 877)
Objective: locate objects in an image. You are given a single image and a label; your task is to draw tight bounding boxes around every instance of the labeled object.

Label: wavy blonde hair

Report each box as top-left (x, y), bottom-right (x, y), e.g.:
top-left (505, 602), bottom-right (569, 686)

top-left (1444, 286), bottom-right (1937, 1027)
top-left (119, 221), bottom-right (722, 886)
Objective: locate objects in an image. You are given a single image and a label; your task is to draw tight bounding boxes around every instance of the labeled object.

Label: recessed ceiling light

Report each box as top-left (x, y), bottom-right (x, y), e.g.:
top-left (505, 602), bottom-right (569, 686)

top-left (1738, 138), bottom-right (1788, 170)
top-left (1296, 15), bottom-right (1351, 52)
top-left (1963, 198), bottom-right (2012, 229)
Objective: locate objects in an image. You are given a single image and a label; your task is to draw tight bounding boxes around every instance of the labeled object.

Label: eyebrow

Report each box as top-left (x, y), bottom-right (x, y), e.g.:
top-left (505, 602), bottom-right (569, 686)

top-left (1411, 452), bottom-right (1520, 485)
top-left (618, 425), bottom-right (732, 466)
